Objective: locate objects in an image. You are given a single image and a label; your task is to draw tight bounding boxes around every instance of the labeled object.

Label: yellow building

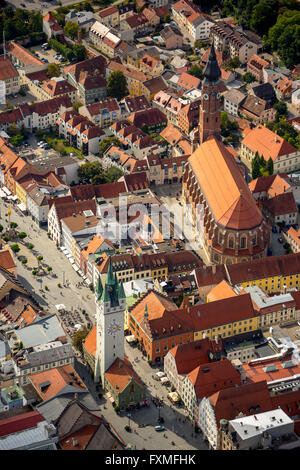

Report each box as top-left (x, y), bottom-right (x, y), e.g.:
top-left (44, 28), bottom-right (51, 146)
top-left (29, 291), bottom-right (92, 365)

top-left (225, 253), bottom-right (300, 294)
top-left (191, 293), bottom-right (259, 341)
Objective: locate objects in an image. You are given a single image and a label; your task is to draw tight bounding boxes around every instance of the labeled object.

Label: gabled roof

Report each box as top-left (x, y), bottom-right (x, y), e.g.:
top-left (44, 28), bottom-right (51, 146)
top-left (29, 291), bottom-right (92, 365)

top-left (188, 136), bottom-right (263, 229)
top-left (105, 356), bottom-right (144, 393)
top-left (262, 191), bottom-right (297, 217)
top-left (242, 125), bottom-right (297, 161)
top-left (169, 337), bottom-right (223, 375)
top-left (187, 359), bottom-right (241, 399)
top-left (0, 411), bottom-right (44, 437)
top-left (0, 56), bottom-right (19, 81)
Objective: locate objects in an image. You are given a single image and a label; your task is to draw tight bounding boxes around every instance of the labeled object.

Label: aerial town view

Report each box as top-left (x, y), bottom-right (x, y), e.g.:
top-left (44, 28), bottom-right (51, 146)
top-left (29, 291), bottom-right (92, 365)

top-left (0, 0), bottom-right (299, 457)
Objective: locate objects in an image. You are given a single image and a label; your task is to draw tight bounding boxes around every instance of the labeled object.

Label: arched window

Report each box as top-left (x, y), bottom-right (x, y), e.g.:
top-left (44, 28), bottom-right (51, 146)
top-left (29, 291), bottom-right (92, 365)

top-left (228, 236), bottom-right (234, 249)
top-left (240, 236), bottom-right (247, 249)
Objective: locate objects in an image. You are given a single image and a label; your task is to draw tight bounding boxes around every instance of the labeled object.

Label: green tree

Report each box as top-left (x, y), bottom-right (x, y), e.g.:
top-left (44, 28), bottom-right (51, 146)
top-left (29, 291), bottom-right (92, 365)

top-left (18, 232), bottom-right (27, 240)
top-left (252, 152), bottom-right (261, 179)
top-left (250, 0), bottom-right (278, 36)
top-left (11, 244), bottom-right (20, 253)
top-left (274, 100), bottom-right (287, 116)
top-left (242, 72), bottom-right (256, 83)
top-left (64, 21), bottom-right (79, 39)
top-left (78, 161), bottom-right (104, 184)
top-left (72, 101), bottom-right (83, 112)
top-left (10, 134), bottom-right (23, 147)
top-left (10, 222), bottom-right (18, 228)
top-left (8, 123), bottom-right (20, 136)
top-left (229, 56), bottom-right (241, 69)
top-left (99, 137), bottom-right (122, 156)
top-left (72, 326), bottom-right (90, 353)
top-left (0, 225), bottom-right (3, 233)
top-left (260, 155), bottom-right (266, 168)
top-left (47, 63), bottom-right (61, 78)
top-left (266, 10), bottom-right (300, 67)
top-left (267, 157), bottom-right (274, 174)
top-left (104, 166), bottom-right (123, 183)
top-left (188, 64), bottom-right (203, 79)
top-left (73, 44), bottom-right (87, 61)
top-left (107, 71), bottom-right (128, 100)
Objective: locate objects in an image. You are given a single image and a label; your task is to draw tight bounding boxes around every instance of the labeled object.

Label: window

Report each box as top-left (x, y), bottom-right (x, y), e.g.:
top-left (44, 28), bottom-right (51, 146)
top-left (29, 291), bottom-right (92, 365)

top-left (240, 236), bottom-right (246, 249)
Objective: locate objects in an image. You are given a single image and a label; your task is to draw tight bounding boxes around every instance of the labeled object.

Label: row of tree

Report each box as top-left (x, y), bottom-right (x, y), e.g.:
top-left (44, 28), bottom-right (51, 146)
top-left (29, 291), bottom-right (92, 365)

top-left (0, 7), bottom-right (42, 40)
top-left (78, 161), bottom-right (123, 185)
top-left (49, 37), bottom-right (87, 62)
top-left (252, 152), bottom-right (274, 179)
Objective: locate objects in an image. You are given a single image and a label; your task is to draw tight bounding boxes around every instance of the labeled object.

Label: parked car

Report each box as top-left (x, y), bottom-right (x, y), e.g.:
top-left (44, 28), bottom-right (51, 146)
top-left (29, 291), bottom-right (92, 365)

top-left (155, 426), bottom-right (165, 432)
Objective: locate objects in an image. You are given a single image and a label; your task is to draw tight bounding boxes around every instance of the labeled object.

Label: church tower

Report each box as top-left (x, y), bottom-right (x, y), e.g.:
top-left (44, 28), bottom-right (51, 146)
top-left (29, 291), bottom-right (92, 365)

top-left (199, 43), bottom-right (222, 144)
top-left (94, 259), bottom-right (126, 385)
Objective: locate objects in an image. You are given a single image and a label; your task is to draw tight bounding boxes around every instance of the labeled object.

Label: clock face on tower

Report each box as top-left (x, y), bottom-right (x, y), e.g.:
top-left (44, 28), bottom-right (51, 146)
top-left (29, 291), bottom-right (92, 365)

top-left (203, 93), bottom-right (209, 100)
top-left (107, 320), bottom-right (122, 336)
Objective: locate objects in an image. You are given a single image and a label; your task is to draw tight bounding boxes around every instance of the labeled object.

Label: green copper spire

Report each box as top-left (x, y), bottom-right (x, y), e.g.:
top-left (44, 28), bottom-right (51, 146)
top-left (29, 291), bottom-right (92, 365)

top-left (118, 280), bottom-right (125, 299)
top-left (96, 276), bottom-right (103, 301)
top-left (106, 257), bottom-right (115, 286)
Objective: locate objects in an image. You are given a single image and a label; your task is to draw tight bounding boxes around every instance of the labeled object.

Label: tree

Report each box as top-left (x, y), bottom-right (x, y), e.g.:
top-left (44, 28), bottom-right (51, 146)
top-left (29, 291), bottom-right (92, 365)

top-left (11, 244), bottom-right (20, 253)
top-left (73, 101), bottom-right (83, 112)
top-left (242, 72), bottom-right (256, 83)
top-left (250, 0), bottom-right (278, 36)
top-left (107, 71), bottom-right (128, 100)
top-left (188, 64), bottom-right (203, 79)
top-left (229, 56), bottom-right (241, 69)
top-left (64, 21), bottom-right (79, 39)
top-left (8, 123), bottom-right (20, 136)
top-left (73, 44), bottom-right (87, 61)
top-left (47, 266), bottom-right (52, 272)
top-left (78, 161), bottom-right (104, 184)
top-left (47, 63), bottom-right (61, 78)
top-left (0, 225), bottom-right (3, 233)
top-left (28, 243), bottom-right (34, 250)
top-left (37, 255), bottom-right (43, 269)
top-left (21, 258), bottom-right (27, 265)
top-left (99, 137), bottom-right (122, 156)
top-left (10, 134), bottom-right (23, 147)
top-left (260, 155), bottom-right (266, 168)
top-left (252, 153), bottom-right (261, 179)
top-left (274, 101), bottom-right (287, 116)
top-left (104, 166), bottom-right (123, 183)
top-left (18, 232), bottom-right (27, 240)
top-left (72, 326), bottom-right (90, 353)
top-left (10, 222), bottom-right (18, 228)
top-left (265, 10), bottom-right (300, 67)
top-left (267, 157), bottom-right (274, 175)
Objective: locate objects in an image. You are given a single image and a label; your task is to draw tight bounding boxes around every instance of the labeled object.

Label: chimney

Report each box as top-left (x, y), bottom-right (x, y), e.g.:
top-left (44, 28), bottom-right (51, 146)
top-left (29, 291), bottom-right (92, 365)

top-left (212, 265), bottom-right (216, 274)
top-left (72, 438), bottom-right (79, 447)
top-left (283, 284), bottom-right (287, 294)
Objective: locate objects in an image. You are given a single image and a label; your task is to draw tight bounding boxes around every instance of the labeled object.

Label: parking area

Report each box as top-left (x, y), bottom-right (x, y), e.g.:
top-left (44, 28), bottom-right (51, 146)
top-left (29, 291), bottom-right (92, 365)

top-left (31, 45), bottom-right (65, 66)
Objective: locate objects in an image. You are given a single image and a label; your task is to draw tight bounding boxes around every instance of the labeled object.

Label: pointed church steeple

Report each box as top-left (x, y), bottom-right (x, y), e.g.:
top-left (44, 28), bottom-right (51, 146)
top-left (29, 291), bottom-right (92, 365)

top-left (203, 42), bottom-right (221, 84)
top-left (106, 257), bottom-right (115, 286)
top-left (118, 280), bottom-right (125, 300)
top-left (95, 276), bottom-right (103, 301)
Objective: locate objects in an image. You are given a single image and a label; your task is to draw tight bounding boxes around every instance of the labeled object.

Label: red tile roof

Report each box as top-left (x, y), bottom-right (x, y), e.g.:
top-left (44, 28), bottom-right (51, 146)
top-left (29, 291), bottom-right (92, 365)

top-left (169, 337), bottom-right (223, 375)
top-left (262, 192), bottom-right (297, 217)
top-left (0, 411), bottom-right (44, 437)
top-left (242, 125), bottom-right (297, 161)
top-left (0, 56), bottom-right (19, 81)
top-left (188, 359), bottom-right (241, 399)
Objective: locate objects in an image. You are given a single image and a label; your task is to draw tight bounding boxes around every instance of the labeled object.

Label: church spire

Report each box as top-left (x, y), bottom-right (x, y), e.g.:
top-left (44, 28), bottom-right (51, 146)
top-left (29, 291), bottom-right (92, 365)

top-left (95, 275), bottom-right (103, 301)
top-left (106, 257), bottom-right (115, 286)
top-left (203, 42), bottom-right (221, 84)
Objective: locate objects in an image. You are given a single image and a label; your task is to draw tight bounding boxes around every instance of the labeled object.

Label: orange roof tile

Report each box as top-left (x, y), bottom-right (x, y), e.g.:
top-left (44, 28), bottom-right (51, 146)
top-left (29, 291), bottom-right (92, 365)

top-left (16, 305), bottom-right (38, 327)
top-left (243, 356), bottom-right (300, 384)
top-left (129, 290), bottom-right (178, 324)
top-left (83, 325), bottom-right (97, 357)
top-left (188, 137), bottom-right (263, 229)
top-left (0, 248), bottom-right (16, 271)
top-left (59, 425), bottom-right (98, 450)
top-left (242, 125), bottom-right (297, 161)
top-left (207, 280), bottom-right (238, 302)
top-left (169, 338), bottom-right (223, 375)
top-left (29, 365), bottom-right (86, 401)
top-left (105, 356), bottom-right (143, 393)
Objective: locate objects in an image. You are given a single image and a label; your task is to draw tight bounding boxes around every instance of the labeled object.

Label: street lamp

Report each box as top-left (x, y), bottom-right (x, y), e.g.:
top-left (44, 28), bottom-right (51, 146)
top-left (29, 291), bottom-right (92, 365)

top-left (128, 413), bottom-right (131, 428)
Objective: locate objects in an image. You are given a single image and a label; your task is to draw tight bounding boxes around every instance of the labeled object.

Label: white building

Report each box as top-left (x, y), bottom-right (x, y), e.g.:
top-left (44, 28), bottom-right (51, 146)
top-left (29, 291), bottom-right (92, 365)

top-left (221, 409), bottom-right (299, 450)
top-left (224, 89), bottom-right (246, 117)
top-left (94, 261), bottom-right (126, 385)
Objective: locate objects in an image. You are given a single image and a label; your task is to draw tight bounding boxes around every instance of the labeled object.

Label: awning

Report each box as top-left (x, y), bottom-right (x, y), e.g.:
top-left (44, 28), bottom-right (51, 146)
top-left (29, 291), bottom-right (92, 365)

top-left (72, 264), bottom-right (79, 272)
top-left (109, 396), bottom-right (115, 404)
top-left (69, 257), bottom-right (75, 264)
top-left (2, 187), bottom-right (11, 195)
top-left (55, 304), bottom-right (66, 311)
top-left (160, 377), bottom-right (169, 383)
top-left (156, 371), bottom-right (165, 378)
top-left (0, 190), bottom-right (6, 198)
top-left (12, 195), bottom-right (18, 201)
top-left (17, 203), bottom-right (26, 212)
top-left (126, 335), bottom-right (136, 343)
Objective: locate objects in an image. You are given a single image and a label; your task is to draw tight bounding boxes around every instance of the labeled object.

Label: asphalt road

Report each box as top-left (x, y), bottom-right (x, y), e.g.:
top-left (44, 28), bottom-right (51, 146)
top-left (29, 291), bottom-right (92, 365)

top-left (74, 342), bottom-right (209, 451)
